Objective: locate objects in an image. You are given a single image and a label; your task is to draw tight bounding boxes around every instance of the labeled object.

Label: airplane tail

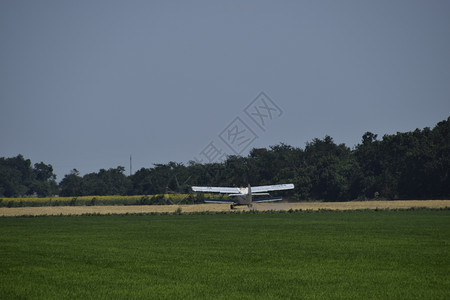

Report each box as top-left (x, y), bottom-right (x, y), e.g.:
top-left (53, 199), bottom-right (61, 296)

top-left (247, 184), bottom-right (252, 207)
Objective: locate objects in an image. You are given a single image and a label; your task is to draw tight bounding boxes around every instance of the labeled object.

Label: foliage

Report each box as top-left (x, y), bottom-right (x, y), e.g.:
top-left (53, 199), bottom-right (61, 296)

top-left (0, 155), bottom-right (58, 197)
top-left (59, 167), bottom-right (131, 197)
top-left (0, 210), bottom-right (448, 298)
top-left (1, 117), bottom-right (449, 201)
top-left (0, 193), bottom-right (224, 207)
top-left (354, 117), bottom-right (450, 199)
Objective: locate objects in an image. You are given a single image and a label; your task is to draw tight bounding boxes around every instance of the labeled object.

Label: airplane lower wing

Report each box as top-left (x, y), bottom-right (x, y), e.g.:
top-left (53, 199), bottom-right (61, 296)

top-left (204, 197), bottom-right (282, 204)
top-left (204, 199), bottom-right (236, 204)
top-left (253, 197), bottom-right (283, 203)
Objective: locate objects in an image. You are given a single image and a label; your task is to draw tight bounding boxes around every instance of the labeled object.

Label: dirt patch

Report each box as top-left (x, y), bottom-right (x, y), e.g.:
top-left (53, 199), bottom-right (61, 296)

top-left (0, 200), bottom-right (449, 217)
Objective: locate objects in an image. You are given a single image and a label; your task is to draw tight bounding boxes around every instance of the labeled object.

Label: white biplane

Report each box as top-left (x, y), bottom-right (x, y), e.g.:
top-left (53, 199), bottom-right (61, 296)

top-left (191, 183), bottom-right (294, 209)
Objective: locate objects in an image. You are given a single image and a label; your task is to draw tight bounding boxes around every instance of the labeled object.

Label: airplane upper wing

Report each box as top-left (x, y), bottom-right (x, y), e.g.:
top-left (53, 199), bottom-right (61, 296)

top-left (251, 184), bottom-right (294, 193)
top-left (191, 186), bottom-right (240, 194)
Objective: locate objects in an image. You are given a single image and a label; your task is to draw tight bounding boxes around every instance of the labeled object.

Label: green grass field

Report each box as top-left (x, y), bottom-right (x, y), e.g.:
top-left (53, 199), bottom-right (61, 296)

top-left (1, 210), bottom-right (449, 299)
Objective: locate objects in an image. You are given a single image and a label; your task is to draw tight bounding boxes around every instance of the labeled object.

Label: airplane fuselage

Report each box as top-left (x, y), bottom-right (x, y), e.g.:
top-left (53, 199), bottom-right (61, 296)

top-left (231, 184), bottom-right (253, 208)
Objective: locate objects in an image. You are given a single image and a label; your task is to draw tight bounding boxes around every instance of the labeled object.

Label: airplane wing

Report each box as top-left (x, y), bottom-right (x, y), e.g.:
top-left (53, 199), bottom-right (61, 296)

top-left (204, 199), bottom-right (236, 204)
top-left (191, 186), bottom-right (240, 194)
top-left (251, 184), bottom-right (294, 193)
top-left (253, 197), bottom-right (283, 203)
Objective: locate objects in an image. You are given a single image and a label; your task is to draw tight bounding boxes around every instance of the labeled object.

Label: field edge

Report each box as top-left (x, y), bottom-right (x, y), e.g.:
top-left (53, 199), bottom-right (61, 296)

top-left (0, 200), bottom-right (449, 217)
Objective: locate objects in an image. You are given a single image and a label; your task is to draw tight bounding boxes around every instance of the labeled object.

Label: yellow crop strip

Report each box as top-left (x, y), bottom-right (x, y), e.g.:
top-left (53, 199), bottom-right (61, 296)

top-left (0, 193), bottom-right (223, 203)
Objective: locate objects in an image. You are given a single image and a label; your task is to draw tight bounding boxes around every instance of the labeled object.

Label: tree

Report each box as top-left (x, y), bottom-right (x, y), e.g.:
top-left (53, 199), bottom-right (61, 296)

top-left (4, 117), bottom-right (449, 200)
top-left (59, 169), bottom-right (83, 197)
top-left (0, 155), bottom-right (33, 197)
top-left (79, 167), bottom-right (131, 196)
top-left (31, 162), bottom-right (58, 197)
top-left (304, 136), bottom-right (355, 201)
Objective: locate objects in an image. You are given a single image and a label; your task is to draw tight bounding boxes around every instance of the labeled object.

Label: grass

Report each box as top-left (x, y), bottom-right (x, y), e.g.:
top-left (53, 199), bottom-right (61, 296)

top-left (0, 210), bottom-right (449, 299)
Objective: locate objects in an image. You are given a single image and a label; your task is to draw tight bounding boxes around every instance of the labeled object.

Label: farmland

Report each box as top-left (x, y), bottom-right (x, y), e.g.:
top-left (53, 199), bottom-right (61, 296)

top-left (1, 210), bottom-right (449, 299)
top-left (0, 199), bottom-right (449, 216)
top-left (0, 194), bottom-right (214, 207)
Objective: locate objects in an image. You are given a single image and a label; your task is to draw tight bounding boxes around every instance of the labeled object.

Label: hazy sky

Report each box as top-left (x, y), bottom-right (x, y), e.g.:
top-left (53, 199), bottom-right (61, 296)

top-left (1, 0), bottom-right (449, 181)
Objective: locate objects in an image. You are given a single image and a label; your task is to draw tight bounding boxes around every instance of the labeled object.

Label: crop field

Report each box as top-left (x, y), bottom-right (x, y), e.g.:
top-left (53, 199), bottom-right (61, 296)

top-left (0, 200), bottom-right (449, 217)
top-left (1, 210), bottom-right (449, 299)
top-left (0, 194), bottom-right (218, 207)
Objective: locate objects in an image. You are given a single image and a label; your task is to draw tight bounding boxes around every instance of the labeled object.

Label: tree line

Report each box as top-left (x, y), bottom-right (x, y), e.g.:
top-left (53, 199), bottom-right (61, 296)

top-left (1, 117), bottom-right (448, 201)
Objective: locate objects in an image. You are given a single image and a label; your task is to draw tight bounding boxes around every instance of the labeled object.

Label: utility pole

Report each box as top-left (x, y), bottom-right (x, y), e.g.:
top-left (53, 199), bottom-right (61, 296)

top-left (130, 155), bottom-right (132, 176)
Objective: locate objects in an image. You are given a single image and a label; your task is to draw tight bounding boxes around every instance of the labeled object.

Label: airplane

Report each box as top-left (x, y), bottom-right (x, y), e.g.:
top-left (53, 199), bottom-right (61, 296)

top-left (191, 183), bottom-right (294, 209)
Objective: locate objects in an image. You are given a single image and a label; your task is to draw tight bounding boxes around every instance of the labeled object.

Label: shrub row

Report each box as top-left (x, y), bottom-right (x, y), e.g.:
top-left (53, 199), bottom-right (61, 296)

top-left (0, 193), bottom-right (224, 207)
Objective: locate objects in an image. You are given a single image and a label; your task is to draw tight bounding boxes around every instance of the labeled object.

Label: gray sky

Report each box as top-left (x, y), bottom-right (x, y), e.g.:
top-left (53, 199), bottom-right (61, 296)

top-left (1, 0), bottom-right (449, 181)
